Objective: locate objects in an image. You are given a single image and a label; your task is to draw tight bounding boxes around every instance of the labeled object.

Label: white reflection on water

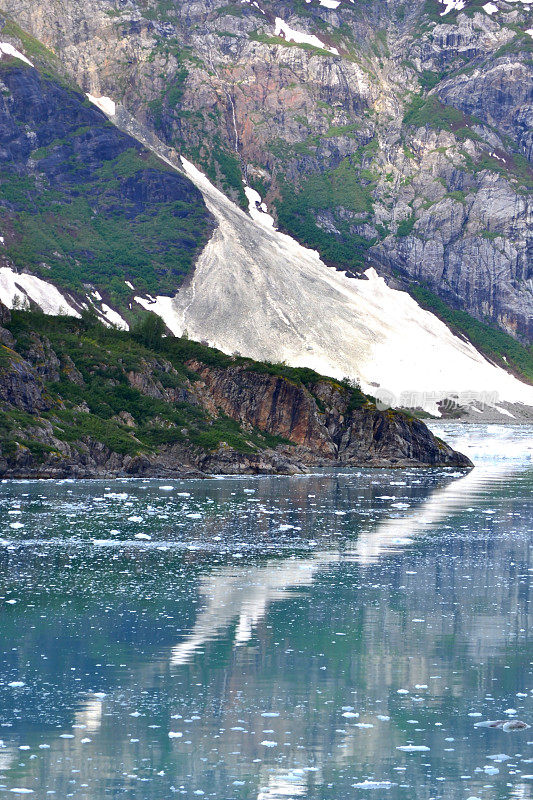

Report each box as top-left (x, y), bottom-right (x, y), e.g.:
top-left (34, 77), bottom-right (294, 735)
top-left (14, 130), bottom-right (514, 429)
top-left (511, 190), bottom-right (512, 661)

top-left (171, 553), bottom-right (341, 665)
top-left (172, 458), bottom-right (523, 665)
top-left (350, 462), bottom-right (519, 564)
top-left (257, 769), bottom-right (309, 800)
top-left (74, 696), bottom-right (104, 733)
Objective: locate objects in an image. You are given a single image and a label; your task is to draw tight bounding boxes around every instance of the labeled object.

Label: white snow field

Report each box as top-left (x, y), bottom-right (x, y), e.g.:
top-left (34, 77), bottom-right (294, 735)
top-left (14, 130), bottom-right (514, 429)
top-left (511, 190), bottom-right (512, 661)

top-left (134, 156), bottom-right (533, 415)
top-left (274, 18), bottom-right (339, 54)
top-left (0, 267), bottom-right (80, 317)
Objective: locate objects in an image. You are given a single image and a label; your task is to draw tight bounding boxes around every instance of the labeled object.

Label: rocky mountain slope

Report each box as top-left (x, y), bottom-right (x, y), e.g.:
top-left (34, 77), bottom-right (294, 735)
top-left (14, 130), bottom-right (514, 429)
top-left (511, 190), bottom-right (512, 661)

top-left (0, 305), bottom-right (472, 476)
top-left (4, 0), bottom-right (531, 342)
top-left (0, 9), bottom-right (530, 419)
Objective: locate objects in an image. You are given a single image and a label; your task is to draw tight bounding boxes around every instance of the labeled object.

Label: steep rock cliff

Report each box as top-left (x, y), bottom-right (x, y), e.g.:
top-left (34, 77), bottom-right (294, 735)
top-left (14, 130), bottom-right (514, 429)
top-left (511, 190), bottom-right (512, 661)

top-left (4, 0), bottom-right (531, 339)
top-left (188, 361), bottom-right (472, 467)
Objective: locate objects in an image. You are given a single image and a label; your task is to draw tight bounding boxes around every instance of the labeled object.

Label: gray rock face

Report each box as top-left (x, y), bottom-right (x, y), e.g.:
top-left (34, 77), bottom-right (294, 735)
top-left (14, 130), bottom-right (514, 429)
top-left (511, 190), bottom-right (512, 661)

top-left (2, 0), bottom-right (533, 340)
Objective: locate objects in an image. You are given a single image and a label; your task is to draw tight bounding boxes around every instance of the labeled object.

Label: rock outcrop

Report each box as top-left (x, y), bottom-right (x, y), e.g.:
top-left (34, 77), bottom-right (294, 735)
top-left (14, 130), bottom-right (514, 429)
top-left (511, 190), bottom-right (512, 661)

top-left (0, 308), bottom-right (472, 477)
top-left (189, 361), bottom-right (472, 468)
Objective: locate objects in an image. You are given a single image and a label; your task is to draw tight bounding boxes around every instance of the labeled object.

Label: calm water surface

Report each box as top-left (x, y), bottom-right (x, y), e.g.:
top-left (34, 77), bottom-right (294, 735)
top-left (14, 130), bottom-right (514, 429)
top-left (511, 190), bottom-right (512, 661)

top-left (0, 423), bottom-right (532, 800)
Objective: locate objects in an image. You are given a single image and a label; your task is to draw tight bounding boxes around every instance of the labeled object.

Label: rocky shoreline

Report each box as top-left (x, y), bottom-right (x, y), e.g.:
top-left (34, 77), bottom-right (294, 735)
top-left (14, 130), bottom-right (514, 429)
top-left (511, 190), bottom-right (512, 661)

top-left (0, 309), bottom-right (472, 478)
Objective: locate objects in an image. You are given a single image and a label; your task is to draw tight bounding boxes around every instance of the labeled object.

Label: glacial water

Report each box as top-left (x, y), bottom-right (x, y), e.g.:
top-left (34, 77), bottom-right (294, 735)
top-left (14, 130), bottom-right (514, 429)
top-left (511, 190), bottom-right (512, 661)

top-left (0, 423), bottom-right (531, 800)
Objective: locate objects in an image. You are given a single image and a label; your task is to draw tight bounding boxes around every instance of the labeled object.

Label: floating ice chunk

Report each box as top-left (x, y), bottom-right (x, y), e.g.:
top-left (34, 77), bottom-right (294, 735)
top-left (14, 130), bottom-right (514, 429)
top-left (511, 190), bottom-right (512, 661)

top-left (0, 42), bottom-right (34, 67)
top-left (502, 720), bottom-right (530, 731)
top-left (342, 711), bottom-right (359, 718)
top-left (168, 731), bottom-right (183, 739)
top-left (261, 712), bottom-right (280, 717)
top-left (9, 790), bottom-right (34, 795)
top-left (260, 740), bottom-right (278, 747)
top-left (9, 522), bottom-right (23, 529)
top-left (8, 681), bottom-right (25, 688)
top-left (86, 94), bottom-right (116, 116)
top-left (159, 486), bottom-right (174, 491)
top-left (352, 780), bottom-right (396, 789)
top-left (396, 745), bottom-right (430, 752)
top-left (134, 532), bottom-right (151, 540)
top-left (128, 516), bottom-right (143, 523)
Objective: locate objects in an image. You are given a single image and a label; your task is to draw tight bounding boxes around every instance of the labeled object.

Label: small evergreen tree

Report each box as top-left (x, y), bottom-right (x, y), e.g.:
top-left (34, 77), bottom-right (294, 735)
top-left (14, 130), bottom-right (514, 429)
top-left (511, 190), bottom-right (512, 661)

top-left (132, 312), bottom-right (166, 349)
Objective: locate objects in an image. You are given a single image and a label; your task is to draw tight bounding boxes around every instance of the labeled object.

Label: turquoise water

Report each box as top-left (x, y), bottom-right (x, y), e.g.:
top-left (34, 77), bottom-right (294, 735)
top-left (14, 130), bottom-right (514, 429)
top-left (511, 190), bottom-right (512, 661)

top-left (0, 424), bottom-right (531, 799)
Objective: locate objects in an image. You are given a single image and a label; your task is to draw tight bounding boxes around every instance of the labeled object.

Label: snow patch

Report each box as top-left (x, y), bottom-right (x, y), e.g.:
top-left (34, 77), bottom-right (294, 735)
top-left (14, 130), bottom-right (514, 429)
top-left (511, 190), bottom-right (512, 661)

top-left (274, 18), bottom-right (339, 54)
top-left (132, 152), bottom-right (533, 414)
top-left (244, 186), bottom-right (275, 228)
top-left (86, 94), bottom-right (116, 117)
top-left (482, 2), bottom-right (498, 12)
top-left (100, 303), bottom-right (129, 330)
top-left (493, 404), bottom-right (515, 418)
top-left (439, 0), bottom-right (465, 13)
top-left (0, 267), bottom-right (80, 317)
top-left (526, 27), bottom-right (533, 38)
top-left (0, 43), bottom-right (34, 67)
top-left (319, 0), bottom-right (341, 8)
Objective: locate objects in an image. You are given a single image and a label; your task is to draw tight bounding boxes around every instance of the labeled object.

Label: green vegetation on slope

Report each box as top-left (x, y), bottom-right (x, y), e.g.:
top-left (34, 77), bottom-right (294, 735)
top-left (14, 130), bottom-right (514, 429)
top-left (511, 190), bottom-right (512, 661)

top-left (0, 310), bottom-right (371, 462)
top-left (0, 56), bottom-right (213, 309)
top-left (403, 95), bottom-right (483, 141)
top-left (274, 156), bottom-right (376, 273)
top-left (411, 285), bottom-right (533, 384)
